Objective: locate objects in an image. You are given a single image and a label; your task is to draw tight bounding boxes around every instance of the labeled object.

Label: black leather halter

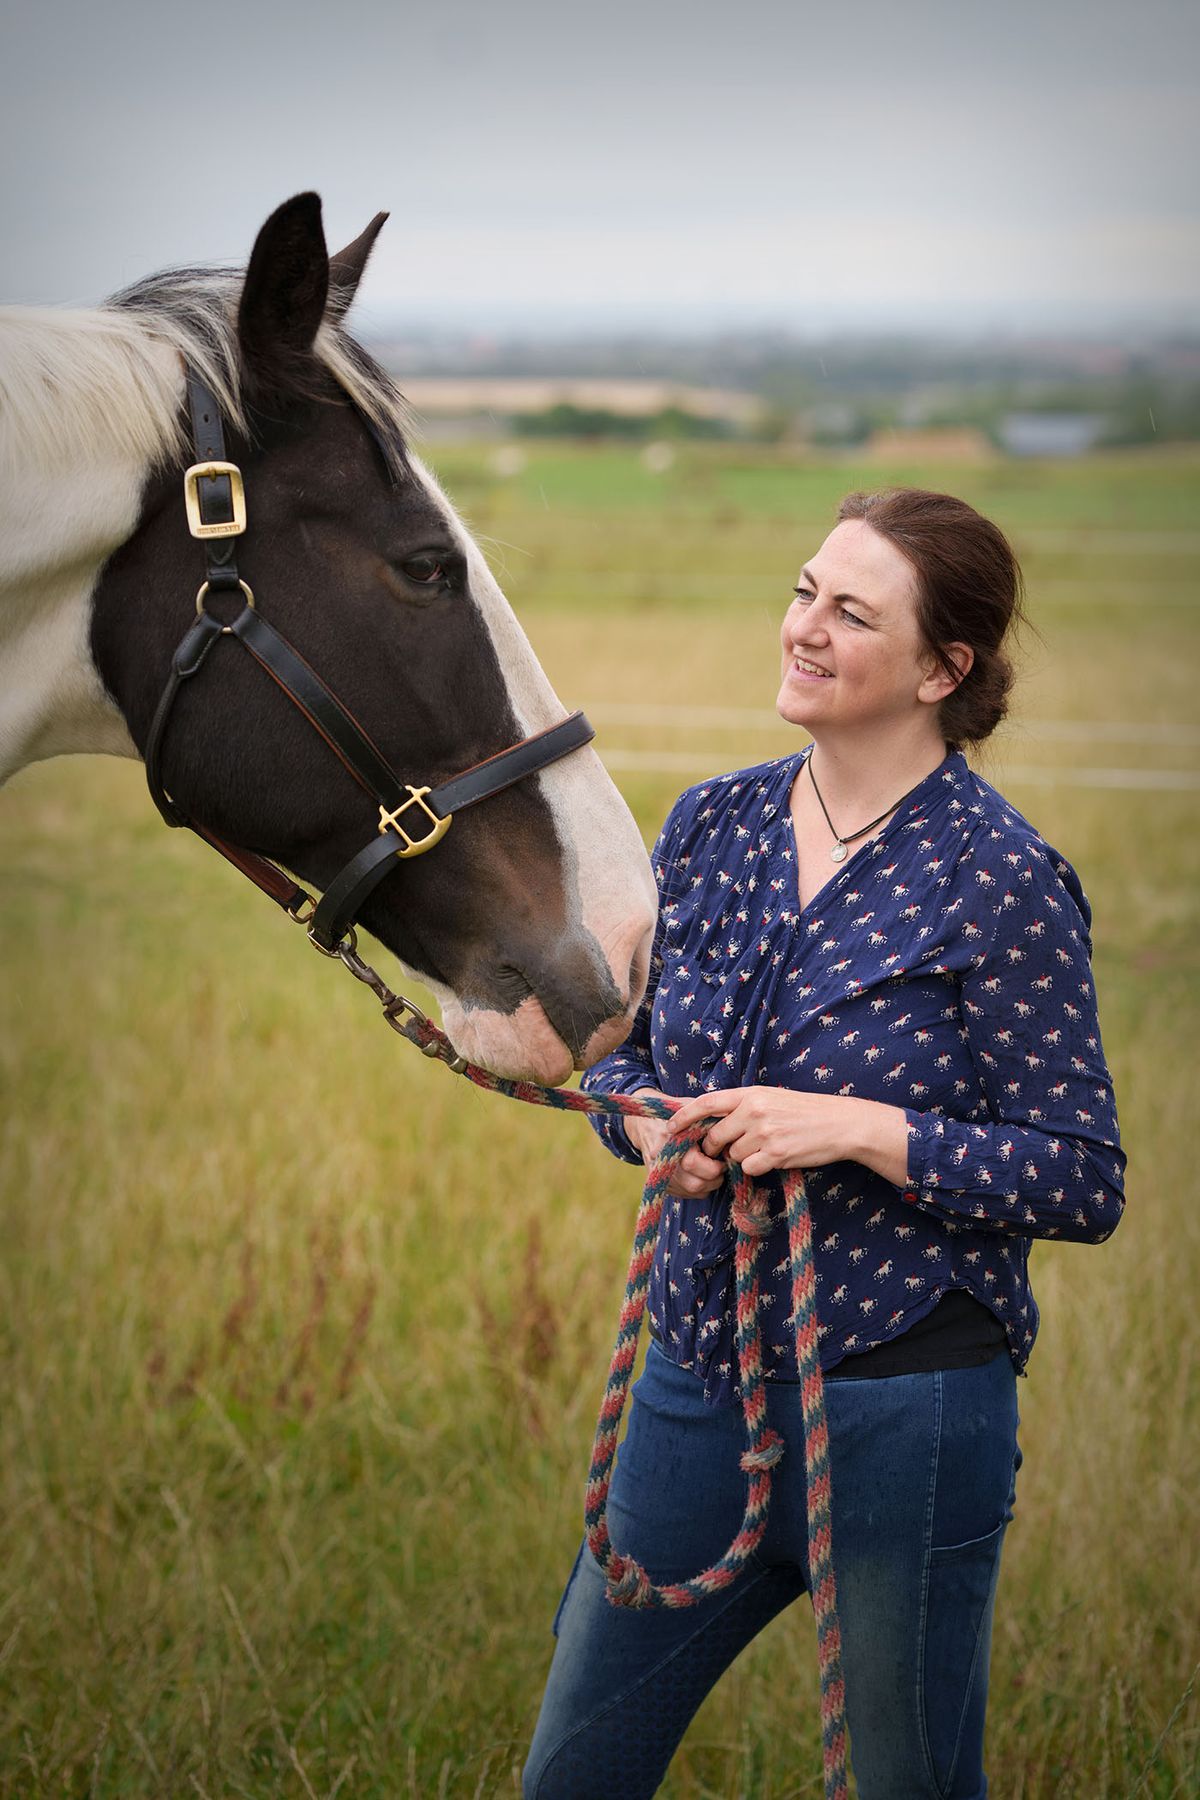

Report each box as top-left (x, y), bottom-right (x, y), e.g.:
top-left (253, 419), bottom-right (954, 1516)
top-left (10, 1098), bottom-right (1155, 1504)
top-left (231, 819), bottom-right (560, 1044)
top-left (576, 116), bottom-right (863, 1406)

top-left (144, 368), bottom-right (595, 951)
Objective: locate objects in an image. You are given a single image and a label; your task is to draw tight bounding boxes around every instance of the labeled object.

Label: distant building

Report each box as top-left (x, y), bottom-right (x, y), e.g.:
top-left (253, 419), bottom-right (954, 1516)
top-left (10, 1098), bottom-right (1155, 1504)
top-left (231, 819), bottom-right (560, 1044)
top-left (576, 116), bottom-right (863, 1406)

top-left (861, 426), bottom-right (995, 463)
top-left (997, 412), bottom-right (1108, 457)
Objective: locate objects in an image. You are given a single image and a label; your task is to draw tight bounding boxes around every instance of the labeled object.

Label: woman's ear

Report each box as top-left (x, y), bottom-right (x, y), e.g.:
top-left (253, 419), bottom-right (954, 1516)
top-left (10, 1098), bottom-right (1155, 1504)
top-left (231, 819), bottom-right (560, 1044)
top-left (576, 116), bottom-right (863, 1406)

top-left (918, 641), bottom-right (974, 705)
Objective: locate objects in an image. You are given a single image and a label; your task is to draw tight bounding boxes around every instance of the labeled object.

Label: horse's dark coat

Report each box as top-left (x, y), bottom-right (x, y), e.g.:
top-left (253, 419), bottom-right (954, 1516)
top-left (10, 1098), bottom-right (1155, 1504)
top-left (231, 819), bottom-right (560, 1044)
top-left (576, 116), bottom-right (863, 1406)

top-left (89, 196), bottom-right (620, 1056)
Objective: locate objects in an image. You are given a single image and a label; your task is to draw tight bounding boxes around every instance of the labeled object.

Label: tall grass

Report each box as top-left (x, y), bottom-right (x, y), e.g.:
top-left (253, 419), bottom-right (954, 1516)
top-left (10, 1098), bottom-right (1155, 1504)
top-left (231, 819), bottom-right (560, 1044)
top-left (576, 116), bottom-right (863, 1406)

top-left (1, 447), bottom-right (1197, 1796)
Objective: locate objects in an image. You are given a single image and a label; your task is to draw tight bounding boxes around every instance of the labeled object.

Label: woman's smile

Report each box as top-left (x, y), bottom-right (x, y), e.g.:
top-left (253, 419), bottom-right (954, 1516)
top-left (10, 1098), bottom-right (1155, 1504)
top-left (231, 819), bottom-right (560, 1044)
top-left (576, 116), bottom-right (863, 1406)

top-left (788, 652), bottom-right (834, 681)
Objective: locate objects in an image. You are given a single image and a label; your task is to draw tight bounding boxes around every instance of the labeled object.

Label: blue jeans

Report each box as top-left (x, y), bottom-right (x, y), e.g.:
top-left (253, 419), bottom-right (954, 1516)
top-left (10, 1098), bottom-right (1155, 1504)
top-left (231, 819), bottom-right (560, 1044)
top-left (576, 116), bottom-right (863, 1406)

top-left (525, 1343), bottom-right (1021, 1800)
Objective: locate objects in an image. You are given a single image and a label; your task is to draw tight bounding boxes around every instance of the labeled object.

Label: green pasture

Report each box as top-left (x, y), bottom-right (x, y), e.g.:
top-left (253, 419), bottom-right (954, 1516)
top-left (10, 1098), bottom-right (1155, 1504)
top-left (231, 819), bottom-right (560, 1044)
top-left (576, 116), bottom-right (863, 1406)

top-left (2, 443), bottom-right (1198, 1797)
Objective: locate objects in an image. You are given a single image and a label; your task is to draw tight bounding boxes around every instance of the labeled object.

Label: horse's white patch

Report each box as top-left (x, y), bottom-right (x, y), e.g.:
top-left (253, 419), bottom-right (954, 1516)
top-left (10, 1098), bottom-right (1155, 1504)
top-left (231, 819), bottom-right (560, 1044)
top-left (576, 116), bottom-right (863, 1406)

top-left (0, 550), bottom-right (138, 778)
top-left (0, 311), bottom-right (183, 780)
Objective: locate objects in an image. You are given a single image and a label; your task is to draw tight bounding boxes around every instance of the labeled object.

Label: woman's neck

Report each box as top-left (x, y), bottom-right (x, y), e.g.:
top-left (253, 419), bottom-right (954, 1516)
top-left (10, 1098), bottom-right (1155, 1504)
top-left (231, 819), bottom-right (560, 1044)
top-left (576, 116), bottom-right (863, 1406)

top-left (803, 724), bottom-right (951, 823)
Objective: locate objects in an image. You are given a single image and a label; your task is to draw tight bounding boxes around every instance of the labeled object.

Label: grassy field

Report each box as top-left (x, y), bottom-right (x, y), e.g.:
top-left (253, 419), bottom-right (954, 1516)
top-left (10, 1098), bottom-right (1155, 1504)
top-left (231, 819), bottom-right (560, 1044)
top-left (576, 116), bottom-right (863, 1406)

top-left (1, 443), bottom-right (1198, 1798)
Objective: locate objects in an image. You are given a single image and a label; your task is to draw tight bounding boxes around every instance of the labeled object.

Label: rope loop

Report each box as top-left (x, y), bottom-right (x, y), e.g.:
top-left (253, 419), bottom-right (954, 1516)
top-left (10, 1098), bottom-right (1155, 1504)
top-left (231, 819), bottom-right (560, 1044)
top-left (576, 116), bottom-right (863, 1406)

top-left (605, 1554), bottom-right (655, 1609)
top-left (740, 1429), bottom-right (785, 1473)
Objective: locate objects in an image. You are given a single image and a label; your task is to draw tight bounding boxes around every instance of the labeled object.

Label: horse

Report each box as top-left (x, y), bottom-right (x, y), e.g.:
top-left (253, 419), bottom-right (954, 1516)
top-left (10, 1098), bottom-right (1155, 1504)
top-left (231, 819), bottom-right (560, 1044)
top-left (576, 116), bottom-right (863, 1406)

top-left (0, 193), bottom-right (657, 1084)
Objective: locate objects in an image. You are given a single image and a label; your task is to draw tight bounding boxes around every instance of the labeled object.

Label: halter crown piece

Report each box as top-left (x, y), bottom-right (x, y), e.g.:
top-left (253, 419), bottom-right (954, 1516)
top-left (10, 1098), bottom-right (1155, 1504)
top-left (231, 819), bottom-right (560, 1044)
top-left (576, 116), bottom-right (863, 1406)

top-left (143, 368), bottom-right (594, 954)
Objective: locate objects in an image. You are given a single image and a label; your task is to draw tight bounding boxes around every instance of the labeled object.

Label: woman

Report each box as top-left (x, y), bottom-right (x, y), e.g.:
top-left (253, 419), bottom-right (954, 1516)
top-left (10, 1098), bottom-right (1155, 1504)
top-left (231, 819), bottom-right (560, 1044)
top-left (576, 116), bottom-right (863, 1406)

top-left (523, 489), bottom-right (1126, 1800)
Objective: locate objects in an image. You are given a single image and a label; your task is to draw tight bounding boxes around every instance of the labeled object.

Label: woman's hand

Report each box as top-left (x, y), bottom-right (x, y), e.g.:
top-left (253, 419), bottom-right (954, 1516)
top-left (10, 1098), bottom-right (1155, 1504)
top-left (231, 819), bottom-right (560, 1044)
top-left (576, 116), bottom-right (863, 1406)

top-left (625, 1088), bottom-right (727, 1199)
top-left (669, 1087), bottom-right (911, 1184)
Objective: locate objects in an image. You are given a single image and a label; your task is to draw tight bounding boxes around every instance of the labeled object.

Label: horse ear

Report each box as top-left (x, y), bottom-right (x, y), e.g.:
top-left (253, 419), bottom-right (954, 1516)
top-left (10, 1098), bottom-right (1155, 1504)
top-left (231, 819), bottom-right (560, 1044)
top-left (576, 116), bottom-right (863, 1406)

top-left (237, 193), bottom-right (330, 388)
top-left (328, 212), bottom-right (389, 319)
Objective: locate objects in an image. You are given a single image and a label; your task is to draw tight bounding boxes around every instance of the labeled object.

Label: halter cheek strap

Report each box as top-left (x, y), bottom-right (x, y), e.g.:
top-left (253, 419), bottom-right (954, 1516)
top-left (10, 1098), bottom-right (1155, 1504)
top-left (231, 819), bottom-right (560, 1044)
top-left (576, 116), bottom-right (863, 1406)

top-left (143, 367), bottom-right (596, 948)
top-left (307, 712), bottom-right (596, 950)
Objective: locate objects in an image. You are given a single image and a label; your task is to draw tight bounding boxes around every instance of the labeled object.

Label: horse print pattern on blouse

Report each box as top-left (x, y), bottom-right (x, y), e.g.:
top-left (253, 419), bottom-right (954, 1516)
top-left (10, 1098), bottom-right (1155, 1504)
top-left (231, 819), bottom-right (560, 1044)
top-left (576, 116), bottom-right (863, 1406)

top-left (582, 747), bottom-right (1125, 1406)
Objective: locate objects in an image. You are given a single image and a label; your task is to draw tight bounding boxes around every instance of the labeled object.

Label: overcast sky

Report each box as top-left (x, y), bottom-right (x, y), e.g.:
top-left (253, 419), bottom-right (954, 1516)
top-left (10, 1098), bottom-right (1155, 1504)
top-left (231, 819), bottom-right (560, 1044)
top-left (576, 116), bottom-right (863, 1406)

top-left (2, 0), bottom-right (1196, 333)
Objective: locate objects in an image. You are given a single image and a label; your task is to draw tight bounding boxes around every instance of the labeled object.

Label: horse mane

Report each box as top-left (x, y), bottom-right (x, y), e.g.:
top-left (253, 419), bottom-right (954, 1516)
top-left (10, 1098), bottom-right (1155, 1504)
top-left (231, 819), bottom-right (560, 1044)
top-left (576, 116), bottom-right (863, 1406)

top-left (0, 265), bottom-right (410, 479)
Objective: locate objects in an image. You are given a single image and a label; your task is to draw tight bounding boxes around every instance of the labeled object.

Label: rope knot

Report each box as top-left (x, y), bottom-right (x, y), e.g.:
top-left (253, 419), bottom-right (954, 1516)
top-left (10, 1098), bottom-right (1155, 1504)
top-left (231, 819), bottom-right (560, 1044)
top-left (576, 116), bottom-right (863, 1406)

top-left (730, 1200), bottom-right (772, 1238)
top-left (605, 1554), bottom-right (654, 1609)
top-left (740, 1429), bottom-right (785, 1473)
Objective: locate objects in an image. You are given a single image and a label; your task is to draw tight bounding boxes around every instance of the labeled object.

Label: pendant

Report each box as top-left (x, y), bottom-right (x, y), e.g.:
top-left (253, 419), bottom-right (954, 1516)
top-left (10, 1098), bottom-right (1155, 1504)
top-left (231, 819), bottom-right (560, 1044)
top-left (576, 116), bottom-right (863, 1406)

top-left (830, 841), bottom-right (848, 863)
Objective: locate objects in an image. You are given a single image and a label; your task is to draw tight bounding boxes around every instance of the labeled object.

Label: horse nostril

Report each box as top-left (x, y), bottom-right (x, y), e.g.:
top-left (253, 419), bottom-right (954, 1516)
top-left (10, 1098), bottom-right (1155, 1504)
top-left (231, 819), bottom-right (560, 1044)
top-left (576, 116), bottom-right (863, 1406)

top-left (493, 964), bottom-right (534, 1009)
top-left (480, 948), bottom-right (625, 1064)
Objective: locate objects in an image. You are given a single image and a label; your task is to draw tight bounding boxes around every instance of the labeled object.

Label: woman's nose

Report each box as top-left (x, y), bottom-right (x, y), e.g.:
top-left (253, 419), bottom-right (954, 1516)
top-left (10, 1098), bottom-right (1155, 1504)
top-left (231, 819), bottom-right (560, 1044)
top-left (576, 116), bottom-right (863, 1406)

top-left (793, 606), bottom-right (831, 644)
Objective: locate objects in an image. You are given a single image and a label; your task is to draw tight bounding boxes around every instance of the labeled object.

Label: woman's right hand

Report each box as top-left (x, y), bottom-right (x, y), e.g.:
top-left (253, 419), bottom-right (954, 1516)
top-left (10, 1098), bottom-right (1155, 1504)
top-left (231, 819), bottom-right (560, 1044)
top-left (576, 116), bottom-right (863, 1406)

top-left (625, 1088), bottom-right (727, 1199)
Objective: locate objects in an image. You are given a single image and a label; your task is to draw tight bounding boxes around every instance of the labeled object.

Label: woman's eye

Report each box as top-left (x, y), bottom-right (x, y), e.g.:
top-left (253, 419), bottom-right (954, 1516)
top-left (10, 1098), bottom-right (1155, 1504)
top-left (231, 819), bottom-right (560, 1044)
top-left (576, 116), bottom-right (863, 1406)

top-left (841, 609), bottom-right (866, 627)
top-left (792, 587), bottom-right (814, 604)
top-left (400, 554), bottom-right (446, 584)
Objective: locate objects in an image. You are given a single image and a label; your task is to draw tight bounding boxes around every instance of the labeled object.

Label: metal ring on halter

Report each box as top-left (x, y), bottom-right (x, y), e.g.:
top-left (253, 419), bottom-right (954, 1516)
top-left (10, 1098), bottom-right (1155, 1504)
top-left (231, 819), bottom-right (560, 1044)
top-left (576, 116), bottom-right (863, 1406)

top-left (383, 991), bottom-right (435, 1032)
top-left (196, 578), bottom-right (255, 622)
top-left (383, 993), bottom-right (469, 1071)
top-left (307, 922), bottom-right (359, 958)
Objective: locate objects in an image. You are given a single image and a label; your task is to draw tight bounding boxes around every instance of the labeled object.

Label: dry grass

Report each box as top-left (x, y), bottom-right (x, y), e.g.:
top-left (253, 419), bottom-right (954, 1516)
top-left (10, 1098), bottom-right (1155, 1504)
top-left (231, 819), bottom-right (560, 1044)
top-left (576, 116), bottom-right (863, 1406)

top-left (1, 445), bottom-right (1197, 1796)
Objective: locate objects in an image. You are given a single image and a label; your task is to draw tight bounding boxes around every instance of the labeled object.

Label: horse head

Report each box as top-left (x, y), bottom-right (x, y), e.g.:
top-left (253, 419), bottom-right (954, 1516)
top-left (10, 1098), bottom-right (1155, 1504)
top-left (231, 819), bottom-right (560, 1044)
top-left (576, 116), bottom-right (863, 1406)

top-left (2, 194), bottom-right (657, 1083)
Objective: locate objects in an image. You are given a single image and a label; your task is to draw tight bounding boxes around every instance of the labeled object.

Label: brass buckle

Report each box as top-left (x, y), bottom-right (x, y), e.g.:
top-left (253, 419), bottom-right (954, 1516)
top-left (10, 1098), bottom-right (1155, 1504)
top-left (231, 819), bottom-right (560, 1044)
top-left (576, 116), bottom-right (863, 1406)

top-left (377, 787), bottom-right (452, 858)
top-left (183, 461), bottom-right (247, 539)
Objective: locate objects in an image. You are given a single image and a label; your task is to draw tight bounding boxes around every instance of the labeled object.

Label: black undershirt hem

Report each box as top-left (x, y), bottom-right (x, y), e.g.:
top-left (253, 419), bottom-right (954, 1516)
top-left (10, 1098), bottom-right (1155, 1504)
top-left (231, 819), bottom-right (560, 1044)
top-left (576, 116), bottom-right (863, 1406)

top-left (823, 1288), bottom-right (1009, 1380)
top-left (652, 1288), bottom-right (1010, 1387)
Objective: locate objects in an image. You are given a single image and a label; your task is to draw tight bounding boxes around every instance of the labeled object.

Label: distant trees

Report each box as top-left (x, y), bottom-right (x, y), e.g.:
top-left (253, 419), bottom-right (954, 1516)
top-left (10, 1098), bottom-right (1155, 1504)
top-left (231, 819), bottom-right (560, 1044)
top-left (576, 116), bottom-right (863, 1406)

top-left (513, 403), bottom-right (735, 441)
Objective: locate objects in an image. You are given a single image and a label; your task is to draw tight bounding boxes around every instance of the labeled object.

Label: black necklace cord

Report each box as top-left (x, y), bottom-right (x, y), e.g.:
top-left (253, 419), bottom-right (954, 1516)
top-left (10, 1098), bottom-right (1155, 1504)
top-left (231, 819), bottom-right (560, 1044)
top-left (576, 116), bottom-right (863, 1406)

top-left (806, 751), bottom-right (928, 858)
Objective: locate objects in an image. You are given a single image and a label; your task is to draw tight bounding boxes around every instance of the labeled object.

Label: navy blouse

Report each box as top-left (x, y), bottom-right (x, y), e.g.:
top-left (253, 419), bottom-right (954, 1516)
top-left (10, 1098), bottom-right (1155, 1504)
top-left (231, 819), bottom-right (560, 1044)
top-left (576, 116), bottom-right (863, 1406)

top-left (582, 747), bottom-right (1126, 1406)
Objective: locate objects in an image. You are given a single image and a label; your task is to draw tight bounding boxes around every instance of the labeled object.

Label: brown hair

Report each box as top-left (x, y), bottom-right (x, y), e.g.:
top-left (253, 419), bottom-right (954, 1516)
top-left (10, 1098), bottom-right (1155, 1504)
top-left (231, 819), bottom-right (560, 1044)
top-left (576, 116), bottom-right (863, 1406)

top-left (836, 488), bottom-right (1026, 750)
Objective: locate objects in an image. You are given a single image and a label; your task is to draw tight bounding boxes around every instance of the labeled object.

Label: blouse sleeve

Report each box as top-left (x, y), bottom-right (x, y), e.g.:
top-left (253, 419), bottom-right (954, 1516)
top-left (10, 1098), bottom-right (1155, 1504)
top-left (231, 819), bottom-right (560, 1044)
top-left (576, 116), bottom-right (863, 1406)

top-left (901, 836), bottom-right (1126, 1243)
top-left (579, 797), bottom-right (688, 1165)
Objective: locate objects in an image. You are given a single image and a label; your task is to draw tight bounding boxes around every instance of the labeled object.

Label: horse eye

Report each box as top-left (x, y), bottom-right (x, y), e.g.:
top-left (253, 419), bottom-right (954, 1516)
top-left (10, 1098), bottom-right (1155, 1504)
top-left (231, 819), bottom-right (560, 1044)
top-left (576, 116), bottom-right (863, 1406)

top-left (400, 553), bottom-right (446, 584)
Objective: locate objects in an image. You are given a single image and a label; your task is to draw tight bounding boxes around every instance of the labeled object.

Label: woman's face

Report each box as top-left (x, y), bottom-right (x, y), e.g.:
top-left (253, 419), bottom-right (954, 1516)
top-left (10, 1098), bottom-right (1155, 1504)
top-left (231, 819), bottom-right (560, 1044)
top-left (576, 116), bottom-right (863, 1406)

top-left (776, 519), bottom-right (956, 735)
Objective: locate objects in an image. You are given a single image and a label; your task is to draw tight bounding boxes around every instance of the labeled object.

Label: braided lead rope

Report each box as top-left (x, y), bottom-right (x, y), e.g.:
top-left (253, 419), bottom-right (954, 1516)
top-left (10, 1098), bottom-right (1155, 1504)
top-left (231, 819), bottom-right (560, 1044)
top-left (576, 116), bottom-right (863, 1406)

top-left (356, 989), bottom-right (848, 1799)
top-left (583, 1146), bottom-right (783, 1606)
top-left (785, 1149), bottom-right (848, 1791)
top-left (577, 1142), bottom-right (847, 1800)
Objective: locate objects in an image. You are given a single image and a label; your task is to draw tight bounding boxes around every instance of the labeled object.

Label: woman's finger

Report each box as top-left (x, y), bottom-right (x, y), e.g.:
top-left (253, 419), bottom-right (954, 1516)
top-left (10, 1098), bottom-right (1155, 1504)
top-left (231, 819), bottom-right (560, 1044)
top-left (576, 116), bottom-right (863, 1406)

top-left (670, 1091), bottom-right (743, 1134)
top-left (725, 1131), bottom-right (765, 1170)
top-left (685, 1149), bottom-right (725, 1180)
top-left (701, 1115), bottom-right (746, 1156)
top-left (672, 1170), bottom-right (725, 1198)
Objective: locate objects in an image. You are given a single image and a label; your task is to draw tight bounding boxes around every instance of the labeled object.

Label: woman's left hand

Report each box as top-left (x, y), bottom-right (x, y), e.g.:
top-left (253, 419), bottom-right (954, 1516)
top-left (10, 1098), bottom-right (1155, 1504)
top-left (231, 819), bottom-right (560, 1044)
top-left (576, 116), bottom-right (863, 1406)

top-left (669, 1087), bottom-right (899, 1181)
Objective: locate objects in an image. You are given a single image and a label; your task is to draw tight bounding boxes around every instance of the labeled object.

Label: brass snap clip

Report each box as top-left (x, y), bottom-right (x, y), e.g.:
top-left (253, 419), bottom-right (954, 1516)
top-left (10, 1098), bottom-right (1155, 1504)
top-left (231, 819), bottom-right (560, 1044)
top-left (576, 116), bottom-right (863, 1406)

top-left (383, 993), bottom-right (468, 1073)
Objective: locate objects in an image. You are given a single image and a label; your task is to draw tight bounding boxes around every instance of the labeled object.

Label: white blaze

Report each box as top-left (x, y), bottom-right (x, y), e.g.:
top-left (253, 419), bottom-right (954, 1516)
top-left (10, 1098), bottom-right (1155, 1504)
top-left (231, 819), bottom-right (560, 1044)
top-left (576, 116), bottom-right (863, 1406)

top-left (418, 456), bottom-right (657, 1071)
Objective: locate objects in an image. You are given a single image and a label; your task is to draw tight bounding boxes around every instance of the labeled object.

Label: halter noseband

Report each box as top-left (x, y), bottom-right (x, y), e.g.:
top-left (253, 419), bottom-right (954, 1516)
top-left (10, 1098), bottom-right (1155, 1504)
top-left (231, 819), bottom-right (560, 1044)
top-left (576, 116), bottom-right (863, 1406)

top-left (144, 368), bottom-right (595, 953)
